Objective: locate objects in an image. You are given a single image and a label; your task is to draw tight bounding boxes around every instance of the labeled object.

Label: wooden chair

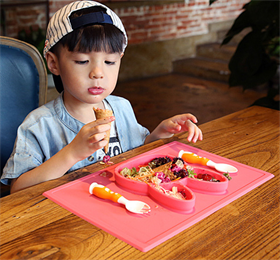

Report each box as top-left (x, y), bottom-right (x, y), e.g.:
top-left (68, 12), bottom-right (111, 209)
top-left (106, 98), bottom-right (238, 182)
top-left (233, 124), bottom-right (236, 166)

top-left (0, 36), bottom-right (48, 197)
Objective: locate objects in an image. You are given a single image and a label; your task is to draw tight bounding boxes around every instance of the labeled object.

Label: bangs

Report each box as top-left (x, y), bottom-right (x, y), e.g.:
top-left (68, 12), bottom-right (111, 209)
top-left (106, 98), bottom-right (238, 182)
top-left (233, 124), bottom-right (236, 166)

top-left (60, 24), bottom-right (125, 54)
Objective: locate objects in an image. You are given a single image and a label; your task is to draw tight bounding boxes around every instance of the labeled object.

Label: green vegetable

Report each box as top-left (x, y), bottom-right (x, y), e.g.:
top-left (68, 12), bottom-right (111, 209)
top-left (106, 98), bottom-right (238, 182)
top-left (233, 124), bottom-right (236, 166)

top-left (120, 167), bottom-right (138, 177)
top-left (223, 172), bottom-right (232, 180)
top-left (187, 168), bottom-right (196, 178)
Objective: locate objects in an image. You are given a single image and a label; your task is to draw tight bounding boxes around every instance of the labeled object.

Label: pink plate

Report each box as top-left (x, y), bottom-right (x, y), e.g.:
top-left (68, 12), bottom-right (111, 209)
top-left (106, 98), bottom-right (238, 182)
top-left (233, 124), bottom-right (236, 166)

top-left (115, 154), bottom-right (229, 211)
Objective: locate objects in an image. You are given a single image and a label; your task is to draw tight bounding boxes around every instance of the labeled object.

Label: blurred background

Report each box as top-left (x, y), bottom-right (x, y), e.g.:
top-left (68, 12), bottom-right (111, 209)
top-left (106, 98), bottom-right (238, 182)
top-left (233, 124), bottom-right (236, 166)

top-left (1, 0), bottom-right (278, 131)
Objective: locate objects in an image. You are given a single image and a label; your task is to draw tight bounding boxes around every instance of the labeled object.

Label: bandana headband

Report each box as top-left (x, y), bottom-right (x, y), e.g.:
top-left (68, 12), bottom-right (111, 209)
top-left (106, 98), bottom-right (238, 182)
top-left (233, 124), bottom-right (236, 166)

top-left (70, 12), bottom-right (113, 30)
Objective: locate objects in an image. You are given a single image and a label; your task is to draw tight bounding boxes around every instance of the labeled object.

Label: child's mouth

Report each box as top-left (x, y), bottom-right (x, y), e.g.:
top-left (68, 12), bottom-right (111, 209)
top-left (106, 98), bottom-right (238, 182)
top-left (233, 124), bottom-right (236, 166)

top-left (88, 87), bottom-right (104, 95)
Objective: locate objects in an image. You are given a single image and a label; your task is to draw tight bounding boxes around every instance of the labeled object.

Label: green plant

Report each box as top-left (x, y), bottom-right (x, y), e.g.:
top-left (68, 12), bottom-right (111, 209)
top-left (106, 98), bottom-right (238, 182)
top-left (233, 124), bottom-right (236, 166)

top-left (210, 0), bottom-right (279, 110)
top-left (18, 26), bottom-right (45, 55)
top-left (18, 26), bottom-right (50, 73)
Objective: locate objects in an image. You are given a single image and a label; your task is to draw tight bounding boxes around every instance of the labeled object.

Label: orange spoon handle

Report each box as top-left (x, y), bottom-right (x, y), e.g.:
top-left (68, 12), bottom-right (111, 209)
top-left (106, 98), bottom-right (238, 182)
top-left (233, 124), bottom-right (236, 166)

top-left (89, 183), bottom-right (122, 203)
top-left (179, 151), bottom-right (209, 166)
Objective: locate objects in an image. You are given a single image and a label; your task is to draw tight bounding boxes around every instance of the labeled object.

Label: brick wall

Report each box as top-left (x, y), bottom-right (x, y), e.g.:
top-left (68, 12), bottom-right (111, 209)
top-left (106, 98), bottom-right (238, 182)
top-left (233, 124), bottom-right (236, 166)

top-left (2, 0), bottom-right (248, 45)
top-left (116, 0), bottom-right (247, 44)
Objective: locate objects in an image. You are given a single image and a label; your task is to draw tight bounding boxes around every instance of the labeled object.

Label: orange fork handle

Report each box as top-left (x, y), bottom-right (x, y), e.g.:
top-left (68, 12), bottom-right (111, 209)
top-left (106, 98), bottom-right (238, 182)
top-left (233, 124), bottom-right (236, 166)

top-left (181, 152), bottom-right (209, 166)
top-left (90, 183), bottom-right (122, 203)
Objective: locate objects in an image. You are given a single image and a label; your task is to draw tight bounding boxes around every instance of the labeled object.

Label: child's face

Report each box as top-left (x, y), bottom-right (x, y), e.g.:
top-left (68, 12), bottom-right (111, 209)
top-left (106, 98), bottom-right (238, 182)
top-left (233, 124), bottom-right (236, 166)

top-left (50, 46), bottom-right (123, 106)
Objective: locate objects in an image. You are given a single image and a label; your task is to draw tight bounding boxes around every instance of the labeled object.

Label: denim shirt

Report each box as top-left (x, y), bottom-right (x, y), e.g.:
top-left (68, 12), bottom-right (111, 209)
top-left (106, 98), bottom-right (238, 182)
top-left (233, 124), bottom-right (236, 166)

top-left (1, 94), bottom-right (150, 185)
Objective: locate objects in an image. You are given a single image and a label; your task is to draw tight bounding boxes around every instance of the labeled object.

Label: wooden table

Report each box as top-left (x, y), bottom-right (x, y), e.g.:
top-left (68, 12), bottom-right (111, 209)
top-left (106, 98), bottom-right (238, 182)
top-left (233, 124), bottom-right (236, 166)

top-left (1, 106), bottom-right (279, 260)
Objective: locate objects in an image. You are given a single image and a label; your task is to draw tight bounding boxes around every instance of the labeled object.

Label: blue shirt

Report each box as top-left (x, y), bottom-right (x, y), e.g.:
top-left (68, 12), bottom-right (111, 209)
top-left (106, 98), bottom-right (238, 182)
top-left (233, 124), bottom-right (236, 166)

top-left (1, 94), bottom-right (149, 185)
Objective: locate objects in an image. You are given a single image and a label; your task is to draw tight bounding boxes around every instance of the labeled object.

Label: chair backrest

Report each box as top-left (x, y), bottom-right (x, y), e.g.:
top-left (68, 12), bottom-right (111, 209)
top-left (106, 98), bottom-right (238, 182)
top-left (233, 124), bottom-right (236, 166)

top-left (0, 36), bottom-right (48, 172)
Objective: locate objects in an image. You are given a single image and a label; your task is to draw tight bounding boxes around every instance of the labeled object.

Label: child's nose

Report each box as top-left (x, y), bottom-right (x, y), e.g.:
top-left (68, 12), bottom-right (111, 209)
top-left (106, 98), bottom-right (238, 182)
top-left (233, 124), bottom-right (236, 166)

top-left (90, 66), bottom-right (103, 79)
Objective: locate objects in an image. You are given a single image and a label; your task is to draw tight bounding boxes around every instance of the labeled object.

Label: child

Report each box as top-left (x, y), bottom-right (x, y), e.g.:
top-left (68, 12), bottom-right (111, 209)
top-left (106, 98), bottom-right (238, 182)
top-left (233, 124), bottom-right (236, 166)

top-left (1, 1), bottom-right (202, 193)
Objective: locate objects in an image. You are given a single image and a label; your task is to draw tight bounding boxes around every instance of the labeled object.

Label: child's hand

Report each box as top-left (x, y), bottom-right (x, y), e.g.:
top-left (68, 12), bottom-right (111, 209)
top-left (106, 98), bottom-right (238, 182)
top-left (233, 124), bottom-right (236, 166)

top-left (146, 114), bottom-right (203, 144)
top-left (68, 116), bottom-right (115, 162)
top-left (10, 116), bottom-right (115, 193)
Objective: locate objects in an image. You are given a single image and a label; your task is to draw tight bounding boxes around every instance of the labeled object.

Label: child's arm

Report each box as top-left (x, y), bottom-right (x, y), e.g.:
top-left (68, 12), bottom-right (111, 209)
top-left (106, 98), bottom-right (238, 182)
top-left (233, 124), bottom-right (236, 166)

top-left (10, 117), bottom-right (115, 193)
top-left (144, 113), bottom-right (203, 144)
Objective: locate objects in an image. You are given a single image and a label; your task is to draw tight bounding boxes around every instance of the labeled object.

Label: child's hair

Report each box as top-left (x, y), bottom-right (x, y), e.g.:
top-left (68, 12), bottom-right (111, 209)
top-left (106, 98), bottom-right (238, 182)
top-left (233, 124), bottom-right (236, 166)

top-left (50, 6), bottom-right (126, 93)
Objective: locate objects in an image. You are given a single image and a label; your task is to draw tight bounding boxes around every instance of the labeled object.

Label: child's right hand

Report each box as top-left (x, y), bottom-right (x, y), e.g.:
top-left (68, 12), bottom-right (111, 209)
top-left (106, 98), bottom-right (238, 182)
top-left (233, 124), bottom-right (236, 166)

top-left (10, 116), bottom-right (115, 194)
top-left (68, 116), bottom-right (115, 162)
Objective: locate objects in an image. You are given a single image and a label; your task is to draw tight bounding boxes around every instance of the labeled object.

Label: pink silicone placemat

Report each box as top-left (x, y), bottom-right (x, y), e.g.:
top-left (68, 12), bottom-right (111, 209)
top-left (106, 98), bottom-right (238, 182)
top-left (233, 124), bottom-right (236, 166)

top-left (43, 141), bottom-right (274, 252)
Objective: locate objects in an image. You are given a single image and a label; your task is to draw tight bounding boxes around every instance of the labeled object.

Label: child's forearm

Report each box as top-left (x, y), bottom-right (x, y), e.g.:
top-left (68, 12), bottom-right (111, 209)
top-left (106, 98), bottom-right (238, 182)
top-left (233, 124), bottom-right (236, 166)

top-left (144, 134), bottom-right (162, 144)
top-left (144, 124), bottom-right (173, 144)
top-left (10, 145), bottom-right (79, 193)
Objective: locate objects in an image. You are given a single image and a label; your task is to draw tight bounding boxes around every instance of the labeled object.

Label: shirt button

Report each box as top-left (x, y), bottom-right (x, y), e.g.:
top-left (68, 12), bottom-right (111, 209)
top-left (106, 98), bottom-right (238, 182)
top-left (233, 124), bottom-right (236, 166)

top-left (88, 155), bottom-right (94, 162)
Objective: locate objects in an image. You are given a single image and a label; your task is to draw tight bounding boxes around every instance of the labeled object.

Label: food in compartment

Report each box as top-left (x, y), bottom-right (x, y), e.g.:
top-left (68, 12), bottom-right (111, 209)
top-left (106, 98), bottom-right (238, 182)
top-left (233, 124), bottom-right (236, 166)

top-left (120, 156), bottom-right (195, 184)
top-left (195, 172), bottom-right (232, 182)
top-left (196, 173), bottom-right (220, 182)
top-left (153, 185), bottom-right (186, 200)
top-left (117, 153), bottom-right (232, 201)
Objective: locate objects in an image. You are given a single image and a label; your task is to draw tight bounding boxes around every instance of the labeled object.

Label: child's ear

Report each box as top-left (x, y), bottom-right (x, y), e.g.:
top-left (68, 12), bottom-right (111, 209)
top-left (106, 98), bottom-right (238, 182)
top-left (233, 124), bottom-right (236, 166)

top-left (45, 52), bottom-right (60, 75)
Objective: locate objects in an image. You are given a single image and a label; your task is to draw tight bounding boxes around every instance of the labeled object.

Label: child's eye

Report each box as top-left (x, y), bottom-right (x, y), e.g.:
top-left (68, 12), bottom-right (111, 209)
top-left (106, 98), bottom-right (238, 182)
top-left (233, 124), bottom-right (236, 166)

top-left (105, 61), bottom-right (115, 65)
top-left (75, 60), bottom-right (88, 65)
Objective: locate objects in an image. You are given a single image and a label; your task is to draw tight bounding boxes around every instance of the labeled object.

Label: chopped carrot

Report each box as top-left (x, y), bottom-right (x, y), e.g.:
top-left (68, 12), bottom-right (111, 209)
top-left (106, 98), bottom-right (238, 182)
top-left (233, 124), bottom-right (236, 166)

top-left (137, 172), bottom-right (155, 179)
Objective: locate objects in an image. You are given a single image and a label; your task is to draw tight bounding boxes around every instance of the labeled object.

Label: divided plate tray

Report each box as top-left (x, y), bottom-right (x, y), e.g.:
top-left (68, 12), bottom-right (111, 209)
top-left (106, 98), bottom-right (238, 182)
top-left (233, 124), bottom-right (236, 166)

top-left (43, 141), bottom-right (274, 252)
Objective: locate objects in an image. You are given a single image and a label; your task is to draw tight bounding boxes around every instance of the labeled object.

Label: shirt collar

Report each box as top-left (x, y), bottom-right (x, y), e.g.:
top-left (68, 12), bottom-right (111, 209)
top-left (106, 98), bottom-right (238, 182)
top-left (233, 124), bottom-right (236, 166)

top-left (54, 93), bottom-right (85, 134)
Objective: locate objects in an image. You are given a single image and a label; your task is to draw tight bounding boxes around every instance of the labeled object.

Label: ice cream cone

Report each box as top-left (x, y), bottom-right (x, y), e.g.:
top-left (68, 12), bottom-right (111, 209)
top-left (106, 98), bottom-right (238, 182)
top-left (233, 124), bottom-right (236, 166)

top-left (93, 107), bottom-right (113, 154)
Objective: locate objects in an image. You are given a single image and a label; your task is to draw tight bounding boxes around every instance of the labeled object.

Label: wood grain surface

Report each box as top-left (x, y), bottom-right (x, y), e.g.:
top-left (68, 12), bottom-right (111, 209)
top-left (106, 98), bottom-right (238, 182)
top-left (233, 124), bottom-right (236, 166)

top-left (0, 106), bottom-right (279, 260)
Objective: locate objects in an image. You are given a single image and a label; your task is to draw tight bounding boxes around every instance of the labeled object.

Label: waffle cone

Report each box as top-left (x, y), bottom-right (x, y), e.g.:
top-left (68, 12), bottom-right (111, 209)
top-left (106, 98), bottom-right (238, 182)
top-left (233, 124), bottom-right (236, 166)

top-left (93, 108), bottom-right (113, 154)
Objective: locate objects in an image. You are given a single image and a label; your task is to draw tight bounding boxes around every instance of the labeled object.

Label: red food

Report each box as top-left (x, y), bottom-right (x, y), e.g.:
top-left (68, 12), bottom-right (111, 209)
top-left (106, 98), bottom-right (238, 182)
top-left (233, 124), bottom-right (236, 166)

top-left (196, 173), bottom-right (219, 182)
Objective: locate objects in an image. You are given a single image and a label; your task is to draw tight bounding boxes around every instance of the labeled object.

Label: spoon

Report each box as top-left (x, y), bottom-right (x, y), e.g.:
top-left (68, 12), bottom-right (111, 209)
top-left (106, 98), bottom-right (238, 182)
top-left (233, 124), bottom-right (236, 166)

top-left (178, 150), bottom-right (238, 174)
top-left (89, 182), bottom-right (151, 214)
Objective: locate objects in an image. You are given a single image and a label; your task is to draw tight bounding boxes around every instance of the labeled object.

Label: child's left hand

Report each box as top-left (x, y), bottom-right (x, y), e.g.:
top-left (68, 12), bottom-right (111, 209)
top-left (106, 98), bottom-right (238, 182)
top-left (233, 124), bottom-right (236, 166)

top-left (145, 113), bottom-right (203, 144)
